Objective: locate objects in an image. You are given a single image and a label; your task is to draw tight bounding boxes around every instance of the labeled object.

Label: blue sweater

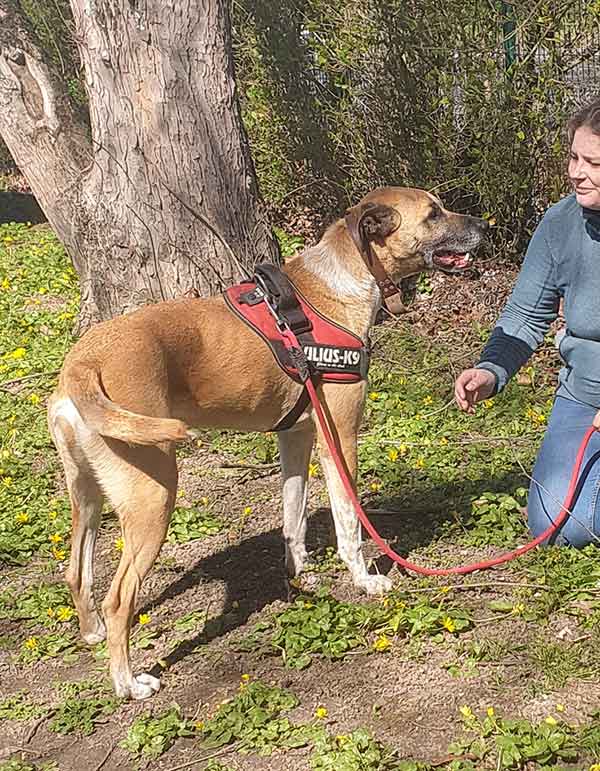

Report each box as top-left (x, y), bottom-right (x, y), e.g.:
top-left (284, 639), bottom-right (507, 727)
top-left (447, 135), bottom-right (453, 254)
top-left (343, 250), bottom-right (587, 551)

top-left (478, 194), bottom-right (600, 408)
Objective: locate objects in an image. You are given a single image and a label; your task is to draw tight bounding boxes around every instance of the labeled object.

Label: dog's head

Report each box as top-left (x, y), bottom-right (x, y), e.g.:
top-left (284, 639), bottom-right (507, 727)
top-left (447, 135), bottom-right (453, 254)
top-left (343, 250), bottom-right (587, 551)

top-left (344, 187), bottom-right (488, 281)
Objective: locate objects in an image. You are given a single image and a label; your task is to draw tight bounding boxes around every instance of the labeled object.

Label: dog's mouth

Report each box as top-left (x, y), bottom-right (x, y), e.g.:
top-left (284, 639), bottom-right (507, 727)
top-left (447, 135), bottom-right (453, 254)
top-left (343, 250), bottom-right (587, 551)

top-left (432, 250), bottom-right (472, 272)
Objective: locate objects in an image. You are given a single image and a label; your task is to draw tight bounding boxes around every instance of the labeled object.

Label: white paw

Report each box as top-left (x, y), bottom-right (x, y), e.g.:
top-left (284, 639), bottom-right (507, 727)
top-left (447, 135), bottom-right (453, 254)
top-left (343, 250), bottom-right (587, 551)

top-left (115, 672), bottom-right (161, 700)
top-left (356, 573), bottom-right (393, 595)
top-left (81, 618), bottom-right (106, 645)
top-left (130, 673), bottom-right (161, 700)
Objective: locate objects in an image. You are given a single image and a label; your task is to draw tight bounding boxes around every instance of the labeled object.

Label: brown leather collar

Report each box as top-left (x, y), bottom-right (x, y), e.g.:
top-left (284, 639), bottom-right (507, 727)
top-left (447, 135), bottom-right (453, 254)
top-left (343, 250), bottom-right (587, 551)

top-left (344, 206), bottom-right (404, 314)
top-left (359, 242), bottom-right (404, 315)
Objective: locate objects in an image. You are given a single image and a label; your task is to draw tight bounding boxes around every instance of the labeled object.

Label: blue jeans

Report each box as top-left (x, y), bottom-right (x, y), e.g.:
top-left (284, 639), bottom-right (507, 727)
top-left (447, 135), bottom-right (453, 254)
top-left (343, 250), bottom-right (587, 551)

top-left (528, 396), bottom-right (600, 547)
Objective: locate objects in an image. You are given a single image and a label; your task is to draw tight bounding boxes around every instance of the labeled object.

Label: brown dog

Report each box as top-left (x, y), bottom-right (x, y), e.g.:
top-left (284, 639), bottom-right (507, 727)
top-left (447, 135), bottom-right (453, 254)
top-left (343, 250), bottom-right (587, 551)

top-left (47, 187), bottom-right (487, 699)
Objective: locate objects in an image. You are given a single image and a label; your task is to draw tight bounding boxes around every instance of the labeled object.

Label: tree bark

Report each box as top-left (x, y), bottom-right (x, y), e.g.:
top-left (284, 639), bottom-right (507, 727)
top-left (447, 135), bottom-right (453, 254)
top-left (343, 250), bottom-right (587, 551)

top-left (0, 0), bottom-right (278, 329)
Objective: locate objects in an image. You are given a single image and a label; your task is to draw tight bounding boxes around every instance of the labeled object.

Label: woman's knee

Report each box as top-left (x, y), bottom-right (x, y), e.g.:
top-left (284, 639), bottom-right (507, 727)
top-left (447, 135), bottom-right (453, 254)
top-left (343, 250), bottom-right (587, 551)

top-left (528, 482), bottom-right (596, 548)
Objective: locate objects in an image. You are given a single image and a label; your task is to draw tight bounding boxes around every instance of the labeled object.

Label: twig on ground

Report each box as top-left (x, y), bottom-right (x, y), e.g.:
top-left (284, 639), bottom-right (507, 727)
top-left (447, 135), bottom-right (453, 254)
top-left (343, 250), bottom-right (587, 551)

top-left (24, 711), bottom-right (54, 744)
top-left (220, 461), bottom-right (279, 471)
top-left (163, 743), bottom-right (240, 771)
top-left (93, 738), bottom-right (119, 771)
top-left (395, 580), bottom-right (555, 593)
top-left (0, 370), bottom-right (59, 391)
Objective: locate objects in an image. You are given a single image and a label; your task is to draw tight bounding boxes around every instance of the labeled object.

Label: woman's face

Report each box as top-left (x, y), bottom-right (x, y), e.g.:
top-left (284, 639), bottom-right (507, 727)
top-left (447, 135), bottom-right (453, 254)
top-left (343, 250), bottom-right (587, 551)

top-left (569, 125), bottom-right (600, 209)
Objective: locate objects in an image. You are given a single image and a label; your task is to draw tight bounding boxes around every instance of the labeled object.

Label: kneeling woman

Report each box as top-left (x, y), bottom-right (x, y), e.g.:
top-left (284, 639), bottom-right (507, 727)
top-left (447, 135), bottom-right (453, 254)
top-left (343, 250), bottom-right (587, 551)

top-left (455, 100), bottom-right (600, 547)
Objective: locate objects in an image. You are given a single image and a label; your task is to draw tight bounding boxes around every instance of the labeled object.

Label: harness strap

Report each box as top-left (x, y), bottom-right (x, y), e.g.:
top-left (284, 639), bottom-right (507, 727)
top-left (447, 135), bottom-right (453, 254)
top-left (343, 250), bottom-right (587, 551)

top-left (273, 387), bottom-right (312, 432)
top-left (254, 263), bottom-right (313, 335)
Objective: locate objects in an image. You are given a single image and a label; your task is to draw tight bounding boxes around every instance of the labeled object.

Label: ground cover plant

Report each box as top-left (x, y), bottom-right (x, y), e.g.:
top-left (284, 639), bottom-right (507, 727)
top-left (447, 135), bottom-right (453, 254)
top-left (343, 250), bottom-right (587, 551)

top-left (3, 223), bottom-right (600, 770)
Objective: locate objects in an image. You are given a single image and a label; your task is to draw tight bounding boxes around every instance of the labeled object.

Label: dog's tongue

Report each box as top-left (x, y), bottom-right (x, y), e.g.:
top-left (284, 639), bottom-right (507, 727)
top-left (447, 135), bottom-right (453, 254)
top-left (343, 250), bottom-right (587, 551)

top-left (434, 252), bottom-right (470, 268)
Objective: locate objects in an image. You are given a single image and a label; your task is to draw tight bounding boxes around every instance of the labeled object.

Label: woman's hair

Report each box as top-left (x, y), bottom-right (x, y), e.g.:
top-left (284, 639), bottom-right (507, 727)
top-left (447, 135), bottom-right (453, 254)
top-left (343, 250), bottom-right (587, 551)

top-left (567, 100), bottom-right (600, 143)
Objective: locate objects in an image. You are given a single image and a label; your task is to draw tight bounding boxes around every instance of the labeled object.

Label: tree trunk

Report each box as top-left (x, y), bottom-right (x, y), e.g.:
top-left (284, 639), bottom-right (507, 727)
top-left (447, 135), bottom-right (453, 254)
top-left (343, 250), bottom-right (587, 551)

top-left (0, 0), bottom-right (279, 329)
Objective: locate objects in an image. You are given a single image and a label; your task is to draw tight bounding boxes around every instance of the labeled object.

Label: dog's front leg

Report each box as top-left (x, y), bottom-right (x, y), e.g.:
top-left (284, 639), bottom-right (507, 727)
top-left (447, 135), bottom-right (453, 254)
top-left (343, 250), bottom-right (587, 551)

top-left (278, 419), bottom-right (315, 577)
top-left (316, 386), bottom-right (392, 595)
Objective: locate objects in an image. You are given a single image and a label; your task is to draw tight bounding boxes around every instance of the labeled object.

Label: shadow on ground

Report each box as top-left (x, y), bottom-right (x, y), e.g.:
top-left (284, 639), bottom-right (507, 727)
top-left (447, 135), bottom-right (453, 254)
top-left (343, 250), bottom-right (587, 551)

top-left (145, 467), bottom-right (528, 676)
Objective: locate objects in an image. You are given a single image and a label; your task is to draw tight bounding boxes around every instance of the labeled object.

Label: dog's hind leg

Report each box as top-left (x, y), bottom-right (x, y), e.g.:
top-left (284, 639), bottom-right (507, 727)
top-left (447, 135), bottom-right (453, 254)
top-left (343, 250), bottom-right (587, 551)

top-left (99, 440), bottom-right (177, 700)
top-left (48, 398), bottom-right (106, 644)
top-left (315, 383), bottom-right (392, 596)
top-left (278, 418), bottom-right (315, 578)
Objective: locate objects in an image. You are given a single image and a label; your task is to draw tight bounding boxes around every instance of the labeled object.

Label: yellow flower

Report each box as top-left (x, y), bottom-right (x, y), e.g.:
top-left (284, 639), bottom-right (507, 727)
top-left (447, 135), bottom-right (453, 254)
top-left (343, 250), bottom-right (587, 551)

top-left (483, 399), bottom-right (494, 409)
top-left (369, 392), bottom-right (379, 401)
top-left (24, 637), bottom-right (38, 649)
top-left (336, 734), bottom-right (348, 744)
top-left (308, 463), bottom-right (319, 478)
top-left (52, 548), bottom-right (66, 561)
top-left (315, 705), bottom-right (328, 719)
top-left (441, 616), bottom-right (456, 633)
top-left (200, 496), bottom-right (209, 506)
top-left (399, 444), bottom-right (408, 455)
top-left (1, 450), bottom-right (10, 459)
top-left (57, 606), bottom-right (74, 622)
top-left (387, 448), bottom-right (399, 462)
top-left (372, 634), bottom-right (391, 652)
top-left (414, 457), bottom-right (425, 469)
top-left (8, 347), bottom-right (26, 359)
top-left (556, 703), bottom-right (565, 712)
top-left (545, 716), bottom-right (558, 726)
top-left (1, 277), bottom-right (10, 289)
top-left (439, 437), bottom-right (449, 445)
top-left (459, 705), bottom-right (474, 719)
top-left (370, 481), bottom-right (380, 492)
top-left (2, 476), bottom-right (13, 487)
top-left (115, 537), bottom-right (124, 552)
top-left (48, 510), bottom-right (58, 520)
top-left (29, 393), bottom-right (40, 405)
top-left (138, 613), bottom-right (151, 625)
top-left (439, 586), bottom-right (450, 594)
top-left (243, 506), bottom-right (253, 516)
top-left (46, 608), bottom-right (55, 618)
top-left (240, 673), bottom-right (250, 683)
top-left (487, 706), bottom-right (495, 717)
top-left (49, 533), bottom-right (63, 544)
top-left (511, 603), bottom-right (525, 616)
top-left (16, 512), bottom-right (29, 523)
top-left (422, 395), bottom-right (433, 405)
top-left (195, 720), bottom-right (205, 731)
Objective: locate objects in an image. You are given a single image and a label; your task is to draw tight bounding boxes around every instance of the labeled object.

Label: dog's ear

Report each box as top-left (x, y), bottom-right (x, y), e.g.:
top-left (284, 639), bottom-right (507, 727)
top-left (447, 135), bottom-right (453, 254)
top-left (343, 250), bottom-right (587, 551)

top-left (344, 202), bottom-right (402, 256)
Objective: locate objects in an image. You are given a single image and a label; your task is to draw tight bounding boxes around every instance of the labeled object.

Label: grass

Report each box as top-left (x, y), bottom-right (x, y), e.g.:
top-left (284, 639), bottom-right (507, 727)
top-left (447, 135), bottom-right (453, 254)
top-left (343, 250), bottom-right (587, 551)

top-left (3, 222), bottom-right (600, 768)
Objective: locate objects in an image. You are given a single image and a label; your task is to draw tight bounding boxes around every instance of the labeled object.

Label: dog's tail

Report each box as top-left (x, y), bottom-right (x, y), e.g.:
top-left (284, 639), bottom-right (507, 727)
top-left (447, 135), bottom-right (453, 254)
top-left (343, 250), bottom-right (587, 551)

top-left (67, 368), bottom-right (190, 446)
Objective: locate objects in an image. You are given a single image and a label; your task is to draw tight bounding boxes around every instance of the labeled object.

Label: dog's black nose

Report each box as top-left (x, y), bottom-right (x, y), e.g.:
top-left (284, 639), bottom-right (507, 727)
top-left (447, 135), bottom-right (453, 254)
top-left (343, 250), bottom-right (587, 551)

top-left (477, 217), bottom-right (490, 232)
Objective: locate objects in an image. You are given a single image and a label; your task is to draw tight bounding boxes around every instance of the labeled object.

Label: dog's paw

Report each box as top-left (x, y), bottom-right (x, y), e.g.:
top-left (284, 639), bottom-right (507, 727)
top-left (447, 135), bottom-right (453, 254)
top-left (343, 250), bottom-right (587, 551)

top-left (356, 573), bottom-right (393, 595)
top-left (129, 673), bottom-right (161, 701)
top-left (81, 617), bottom-right (106, 645)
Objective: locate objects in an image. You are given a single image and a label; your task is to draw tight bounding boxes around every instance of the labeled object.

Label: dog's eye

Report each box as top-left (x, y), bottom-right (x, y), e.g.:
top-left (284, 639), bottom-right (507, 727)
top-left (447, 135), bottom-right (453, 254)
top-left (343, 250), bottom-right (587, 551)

top-left (428, 206), bottom-right (442, 221)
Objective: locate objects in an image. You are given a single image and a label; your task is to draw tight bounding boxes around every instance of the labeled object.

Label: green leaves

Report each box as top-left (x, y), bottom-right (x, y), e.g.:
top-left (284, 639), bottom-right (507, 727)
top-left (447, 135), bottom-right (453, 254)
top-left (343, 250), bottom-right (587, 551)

top-left (270, 591), bottom-right (472, 669)
top-left (50, 694), bottom-right (120, 736)
top-left (460, 489), bottom-right (528, 547)
top-left (198, 681), bottom-right (316, 755)
top-left (311, 728), bottom-right (401, 771)
top-left (167, 504), bottom-right (223, 544)
top-left (121, 706), bottom-right (193, 761)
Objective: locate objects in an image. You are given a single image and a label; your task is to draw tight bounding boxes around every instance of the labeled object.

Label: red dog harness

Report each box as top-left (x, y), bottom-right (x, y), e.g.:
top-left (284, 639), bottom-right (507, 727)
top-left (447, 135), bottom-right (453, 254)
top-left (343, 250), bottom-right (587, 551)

top-left (223, 264), bottom-right (370, 429)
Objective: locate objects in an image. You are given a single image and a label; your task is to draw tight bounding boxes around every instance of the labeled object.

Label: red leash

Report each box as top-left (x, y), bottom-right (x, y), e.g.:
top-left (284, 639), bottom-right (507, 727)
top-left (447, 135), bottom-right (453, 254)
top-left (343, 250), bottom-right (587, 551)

top-left (281, 328), bottom-right (596, 576)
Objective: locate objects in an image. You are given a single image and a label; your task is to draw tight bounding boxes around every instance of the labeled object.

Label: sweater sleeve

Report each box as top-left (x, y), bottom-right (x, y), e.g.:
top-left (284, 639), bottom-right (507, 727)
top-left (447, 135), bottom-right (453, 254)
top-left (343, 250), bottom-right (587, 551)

top-left (477, 218), bottom-right (560, 394)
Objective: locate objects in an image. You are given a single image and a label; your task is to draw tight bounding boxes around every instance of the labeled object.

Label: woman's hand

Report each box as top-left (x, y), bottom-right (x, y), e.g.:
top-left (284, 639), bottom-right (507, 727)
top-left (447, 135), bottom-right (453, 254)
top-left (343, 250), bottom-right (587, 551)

top-left (454, 368), bottom-right (496, 414)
